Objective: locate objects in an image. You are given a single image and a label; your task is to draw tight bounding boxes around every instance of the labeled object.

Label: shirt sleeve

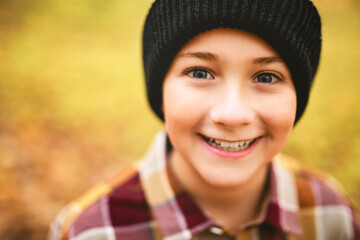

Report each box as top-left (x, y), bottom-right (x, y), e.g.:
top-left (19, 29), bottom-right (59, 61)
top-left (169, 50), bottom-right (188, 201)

top-left (47, 182), bottom-right (112, 240)
top-left (297, 167), bottom-right (359, 240)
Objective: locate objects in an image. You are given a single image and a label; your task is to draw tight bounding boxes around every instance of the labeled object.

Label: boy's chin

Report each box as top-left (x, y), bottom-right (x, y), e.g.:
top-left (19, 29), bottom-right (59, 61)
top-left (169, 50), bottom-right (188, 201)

top-left (197, 163), bottom-right (269, 189)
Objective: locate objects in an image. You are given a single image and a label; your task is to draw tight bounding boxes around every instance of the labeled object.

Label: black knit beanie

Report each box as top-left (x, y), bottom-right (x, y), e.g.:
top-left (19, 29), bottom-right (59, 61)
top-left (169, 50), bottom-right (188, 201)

top-left (142, 0), bottom-right (322, 123)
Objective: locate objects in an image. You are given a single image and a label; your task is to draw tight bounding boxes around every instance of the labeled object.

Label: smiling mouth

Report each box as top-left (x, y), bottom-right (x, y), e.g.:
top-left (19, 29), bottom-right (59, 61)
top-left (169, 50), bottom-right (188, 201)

top-left (201, 135), bottom-right (257, 152)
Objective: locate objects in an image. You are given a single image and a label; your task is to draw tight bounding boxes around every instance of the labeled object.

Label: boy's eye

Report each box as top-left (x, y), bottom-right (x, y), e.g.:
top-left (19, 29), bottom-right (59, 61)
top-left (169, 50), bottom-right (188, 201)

top-left (253, 72), bottom-right (281, 84)
top-left (188, 69), bottom-right (213, 79)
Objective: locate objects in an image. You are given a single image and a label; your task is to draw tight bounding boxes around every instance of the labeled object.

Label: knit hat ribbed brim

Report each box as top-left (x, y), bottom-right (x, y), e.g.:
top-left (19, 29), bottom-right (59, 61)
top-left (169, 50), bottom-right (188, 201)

top-left (142, 0), bottom-right (322, 123)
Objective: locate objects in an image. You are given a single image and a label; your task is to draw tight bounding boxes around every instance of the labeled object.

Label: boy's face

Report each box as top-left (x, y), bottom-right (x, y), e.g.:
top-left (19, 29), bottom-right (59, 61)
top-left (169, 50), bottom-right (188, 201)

top-left (163, 28), bottom-right (296, 187)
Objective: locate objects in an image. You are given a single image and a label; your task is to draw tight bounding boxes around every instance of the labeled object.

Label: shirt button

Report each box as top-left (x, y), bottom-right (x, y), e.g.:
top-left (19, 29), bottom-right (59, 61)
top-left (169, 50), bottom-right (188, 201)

top-left (209, 226), bottom-right (225, 235)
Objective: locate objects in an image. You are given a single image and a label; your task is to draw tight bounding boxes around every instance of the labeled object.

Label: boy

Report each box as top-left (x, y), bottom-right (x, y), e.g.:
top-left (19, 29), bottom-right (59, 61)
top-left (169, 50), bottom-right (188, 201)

top-left (48, 0), bottom-right (359, 239)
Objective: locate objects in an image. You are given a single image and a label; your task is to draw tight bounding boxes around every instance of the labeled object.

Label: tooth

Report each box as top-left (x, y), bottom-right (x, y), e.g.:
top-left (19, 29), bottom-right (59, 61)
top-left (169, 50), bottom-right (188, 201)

top-left (206, 137), bottom-right (256, 152)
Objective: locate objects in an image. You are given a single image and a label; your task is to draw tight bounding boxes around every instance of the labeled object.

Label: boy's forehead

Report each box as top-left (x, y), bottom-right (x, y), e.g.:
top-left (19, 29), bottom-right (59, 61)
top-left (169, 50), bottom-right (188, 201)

top-left (174, 28), bottom-right (285, 64)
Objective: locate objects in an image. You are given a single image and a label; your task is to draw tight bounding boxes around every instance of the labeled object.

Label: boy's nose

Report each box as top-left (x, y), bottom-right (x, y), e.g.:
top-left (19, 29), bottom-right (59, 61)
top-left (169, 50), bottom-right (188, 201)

top-left (209, 88), bottom-right (255, 129)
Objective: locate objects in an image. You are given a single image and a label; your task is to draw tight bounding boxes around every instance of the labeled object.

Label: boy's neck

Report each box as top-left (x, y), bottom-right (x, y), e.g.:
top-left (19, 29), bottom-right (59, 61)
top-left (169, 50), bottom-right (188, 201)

top-left (168, 151), bottom-right (270, 232)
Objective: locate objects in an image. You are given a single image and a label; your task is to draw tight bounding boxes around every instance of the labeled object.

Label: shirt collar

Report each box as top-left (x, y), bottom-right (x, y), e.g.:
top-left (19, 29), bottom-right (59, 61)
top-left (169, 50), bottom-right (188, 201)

top-left (266, 154), bottom-right (303, 235)
top-left (139, 131), bottom-right (302, 239)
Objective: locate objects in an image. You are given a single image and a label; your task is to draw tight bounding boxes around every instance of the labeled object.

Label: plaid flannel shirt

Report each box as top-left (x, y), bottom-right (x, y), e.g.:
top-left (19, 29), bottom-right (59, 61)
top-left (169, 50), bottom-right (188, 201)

top-left (48, 131), bottom-right (359, 240)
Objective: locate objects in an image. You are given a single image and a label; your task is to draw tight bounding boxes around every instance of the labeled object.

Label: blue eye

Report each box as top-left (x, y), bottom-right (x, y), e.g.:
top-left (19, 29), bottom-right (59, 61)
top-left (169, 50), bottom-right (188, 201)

top-left (188, 69), bottom-right (212, 79)
top-left (253, 72), bottom-right (281, 84)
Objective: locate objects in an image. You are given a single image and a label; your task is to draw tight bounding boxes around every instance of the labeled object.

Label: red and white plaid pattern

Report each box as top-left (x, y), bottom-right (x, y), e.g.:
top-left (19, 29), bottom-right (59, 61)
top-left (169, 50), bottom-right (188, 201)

top-left (48, 131), bottom-right (359, 240)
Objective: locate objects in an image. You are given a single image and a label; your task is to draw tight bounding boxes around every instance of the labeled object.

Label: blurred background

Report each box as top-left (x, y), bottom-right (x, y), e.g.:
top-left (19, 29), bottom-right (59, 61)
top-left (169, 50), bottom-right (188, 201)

top-left (0, 0), bottom-right (359, 239)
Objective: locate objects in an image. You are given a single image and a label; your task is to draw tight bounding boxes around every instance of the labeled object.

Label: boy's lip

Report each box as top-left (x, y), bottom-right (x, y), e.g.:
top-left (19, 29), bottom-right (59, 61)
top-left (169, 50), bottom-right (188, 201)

top-left (197, 133), bottom-right (262, 159)
top-left (199, 136), bottom-right (262, 160)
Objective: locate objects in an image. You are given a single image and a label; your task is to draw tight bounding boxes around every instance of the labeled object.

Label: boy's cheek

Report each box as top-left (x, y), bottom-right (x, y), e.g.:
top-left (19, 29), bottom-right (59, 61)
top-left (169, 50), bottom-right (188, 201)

top-left (163, 84), bottom-right (207, 119)
top-left (255, 93), bottom-right (296, 126)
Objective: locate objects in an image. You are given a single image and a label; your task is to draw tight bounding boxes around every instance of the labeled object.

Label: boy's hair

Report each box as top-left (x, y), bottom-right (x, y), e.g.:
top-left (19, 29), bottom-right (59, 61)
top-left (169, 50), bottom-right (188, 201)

top-left (142, 0), bottom-right (321, 123)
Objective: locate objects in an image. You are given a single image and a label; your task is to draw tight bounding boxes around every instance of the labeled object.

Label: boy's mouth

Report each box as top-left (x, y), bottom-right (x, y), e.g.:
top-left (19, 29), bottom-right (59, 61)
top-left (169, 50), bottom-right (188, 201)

top-left (201, 135), bottom-right (257, 152)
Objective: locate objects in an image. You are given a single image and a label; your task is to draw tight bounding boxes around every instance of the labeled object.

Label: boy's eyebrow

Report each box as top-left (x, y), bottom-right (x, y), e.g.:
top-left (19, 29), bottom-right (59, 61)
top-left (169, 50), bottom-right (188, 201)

top-left (177, 51), bottom-right (218, 61)
top-left (253, 56), bottom-right (284, 64)
top-left (177, 53), bottom-right (284, 65)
